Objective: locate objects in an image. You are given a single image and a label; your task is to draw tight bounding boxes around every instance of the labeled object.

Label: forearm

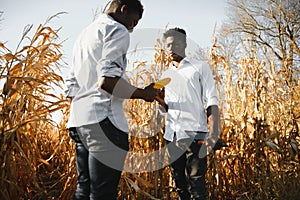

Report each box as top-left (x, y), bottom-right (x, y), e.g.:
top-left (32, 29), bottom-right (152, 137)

top-left (99, 76), bottom-right (158, 101)
top-left (99, 76), bottom-right (135, 98)
top-left (207, 105), bottom-right (219, 141)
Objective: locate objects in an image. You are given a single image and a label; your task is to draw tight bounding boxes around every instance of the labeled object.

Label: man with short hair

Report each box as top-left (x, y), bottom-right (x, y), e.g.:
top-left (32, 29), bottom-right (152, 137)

top-left (65, 0), bottom-right (160, 199)
top-left (156, 27), bottom-right (220, 200)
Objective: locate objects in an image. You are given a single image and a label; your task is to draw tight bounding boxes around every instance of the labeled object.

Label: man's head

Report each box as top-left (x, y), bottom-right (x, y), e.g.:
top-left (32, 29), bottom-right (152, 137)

top-left (163, 27), bottom-right (187, 63)
top-left (106, 0), bottom-right (144, 32)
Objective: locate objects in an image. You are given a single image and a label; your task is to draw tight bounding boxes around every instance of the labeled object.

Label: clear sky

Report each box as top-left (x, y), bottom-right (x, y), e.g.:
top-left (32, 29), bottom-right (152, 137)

top-left (0, 0), bottom-right (228, 122)
top-left (1, 0), bottom-right (227, 71)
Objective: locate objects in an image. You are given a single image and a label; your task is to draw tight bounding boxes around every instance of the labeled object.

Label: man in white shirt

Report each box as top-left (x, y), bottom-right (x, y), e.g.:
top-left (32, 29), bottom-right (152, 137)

top-left (65, 0), bottom-right (160, 199)
top-left (156, 28), bottom-right (220, 200)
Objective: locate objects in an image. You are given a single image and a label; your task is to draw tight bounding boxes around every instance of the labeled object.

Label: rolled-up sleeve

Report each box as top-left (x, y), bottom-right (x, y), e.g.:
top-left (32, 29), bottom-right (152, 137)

top-left (201, 63), bottom-right (218, 108)
top-left (64, 70), bottom-right (79, 98)
top-left (98, 27), bottom-right (130, 78)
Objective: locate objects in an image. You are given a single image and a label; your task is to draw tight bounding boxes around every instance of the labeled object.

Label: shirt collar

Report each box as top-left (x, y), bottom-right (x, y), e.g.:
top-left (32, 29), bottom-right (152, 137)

top-left (170, 57), bottom-right (190, 69)
top-left (99, 14), bottom-right (129, 32)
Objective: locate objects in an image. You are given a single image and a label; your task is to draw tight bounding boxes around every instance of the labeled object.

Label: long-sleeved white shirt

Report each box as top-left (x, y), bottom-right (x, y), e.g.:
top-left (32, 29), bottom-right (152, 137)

top-left (161, 58), bottom-right (218, 141)
top-left (65, 14), bottom-right (130, 132)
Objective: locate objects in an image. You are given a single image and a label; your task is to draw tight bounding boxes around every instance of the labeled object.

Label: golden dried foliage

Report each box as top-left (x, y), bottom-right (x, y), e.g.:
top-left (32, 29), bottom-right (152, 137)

top-left (206, 42), bottom-right (300, 200)
top-left (0, 16), bottom-right (75, 199)
top-left (1, 15), bottom-right (299, 199)
top-left (119, 40), bottom-right (177, 200)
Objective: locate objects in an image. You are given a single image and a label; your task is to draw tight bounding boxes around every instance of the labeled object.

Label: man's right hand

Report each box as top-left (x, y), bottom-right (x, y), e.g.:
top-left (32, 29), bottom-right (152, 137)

top-left (141, 83), bottom-right (161, 102)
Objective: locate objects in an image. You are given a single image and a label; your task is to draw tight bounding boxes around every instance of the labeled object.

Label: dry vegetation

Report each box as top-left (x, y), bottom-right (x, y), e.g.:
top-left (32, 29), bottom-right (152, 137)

top-left (1, 7), bottom-right (300, 200)
top-left (206, 43), bottom-right (300, 199)
top-left (0, 16), bottom-right (75, 199)
top-left (119, 40), bottom-right (175, 200)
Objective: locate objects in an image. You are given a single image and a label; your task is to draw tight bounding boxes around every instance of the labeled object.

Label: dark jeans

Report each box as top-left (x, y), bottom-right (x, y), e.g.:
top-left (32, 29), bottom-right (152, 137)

top-left (167, 139), bottom-right (207, 200)
top-left (69, 118), bottom-right (129, 200)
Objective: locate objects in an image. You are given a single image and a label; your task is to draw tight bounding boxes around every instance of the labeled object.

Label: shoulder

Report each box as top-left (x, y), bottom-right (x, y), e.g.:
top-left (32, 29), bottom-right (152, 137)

top-left (96, 14), bottom-right (129, 40)
top-left (187, 58), bottom-right (208, 67)
top-left (186, 58), bottom-right (210, 72)
top-left (185, 58), bottom-right (207, 71)
top-left (161, 67), bottom-right (173, 77)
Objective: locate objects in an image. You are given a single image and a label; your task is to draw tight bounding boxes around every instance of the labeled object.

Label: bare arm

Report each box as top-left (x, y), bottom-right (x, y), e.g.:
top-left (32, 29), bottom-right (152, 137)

top-left (99, 76), bottom-right (160, 102)
top-left (206, 105), bottom-right (220, 144)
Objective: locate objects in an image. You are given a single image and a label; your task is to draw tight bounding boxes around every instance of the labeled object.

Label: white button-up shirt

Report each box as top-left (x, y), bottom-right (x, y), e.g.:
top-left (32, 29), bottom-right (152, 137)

top-left (65, 14), bottom-right (130, 132)
top-left (161, 58), bottom-right (218, 141)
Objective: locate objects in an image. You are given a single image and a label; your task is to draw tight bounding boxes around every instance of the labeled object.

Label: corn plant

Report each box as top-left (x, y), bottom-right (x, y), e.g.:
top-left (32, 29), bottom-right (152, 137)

top-left (206, 39), bottom-right (300, 200)
top-left (0, 13), bottom-right (75, 200)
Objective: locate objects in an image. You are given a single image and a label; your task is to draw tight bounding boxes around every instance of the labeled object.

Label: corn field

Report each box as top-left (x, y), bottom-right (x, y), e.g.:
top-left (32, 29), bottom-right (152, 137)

top-left (0, 18), bottom-right (75, 199)
top-left (1, 18), bottom-right (300, 200)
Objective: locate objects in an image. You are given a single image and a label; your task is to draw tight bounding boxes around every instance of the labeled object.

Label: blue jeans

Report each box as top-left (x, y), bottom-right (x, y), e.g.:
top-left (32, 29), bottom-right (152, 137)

top-left (167, 138), bottom-right (207, 200)
top-left (69, 118), bottom-right (129, 200)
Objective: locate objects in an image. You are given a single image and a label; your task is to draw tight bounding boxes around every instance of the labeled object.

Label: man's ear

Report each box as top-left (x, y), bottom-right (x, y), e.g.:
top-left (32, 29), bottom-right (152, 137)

top-left (120, 5), bottom-right (128, 14)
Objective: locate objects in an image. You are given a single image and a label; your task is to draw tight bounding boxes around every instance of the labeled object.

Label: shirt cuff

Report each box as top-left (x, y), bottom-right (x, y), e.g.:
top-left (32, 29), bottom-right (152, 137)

top-left (194, 132), bottom-right (208, 140)
top-left (64, 86), bottom-right (79, 98)
top-left (206, 96), bottom-right (218, 108)
top-left (99, 61), bottom-right (123, 78)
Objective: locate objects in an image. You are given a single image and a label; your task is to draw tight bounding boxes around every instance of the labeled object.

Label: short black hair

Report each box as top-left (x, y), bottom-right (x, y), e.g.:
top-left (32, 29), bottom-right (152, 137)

top-left (163, 27), bottom-right (187, 42)
top-left (110, 0), bottom-right (144, 18)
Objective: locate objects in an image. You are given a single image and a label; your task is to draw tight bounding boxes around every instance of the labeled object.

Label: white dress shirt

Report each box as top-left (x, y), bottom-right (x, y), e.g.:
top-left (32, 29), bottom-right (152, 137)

top-left (65, 14), bottom-right (130, 132)
top-left (161, 57), bottom-right (218, 141)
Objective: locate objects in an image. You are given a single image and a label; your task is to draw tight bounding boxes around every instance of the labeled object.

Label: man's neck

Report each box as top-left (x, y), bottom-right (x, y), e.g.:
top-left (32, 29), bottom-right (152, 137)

top-left (172, 57), bottom-right (185, 68)
top-left (172, 61), bottom-right (180, 68)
